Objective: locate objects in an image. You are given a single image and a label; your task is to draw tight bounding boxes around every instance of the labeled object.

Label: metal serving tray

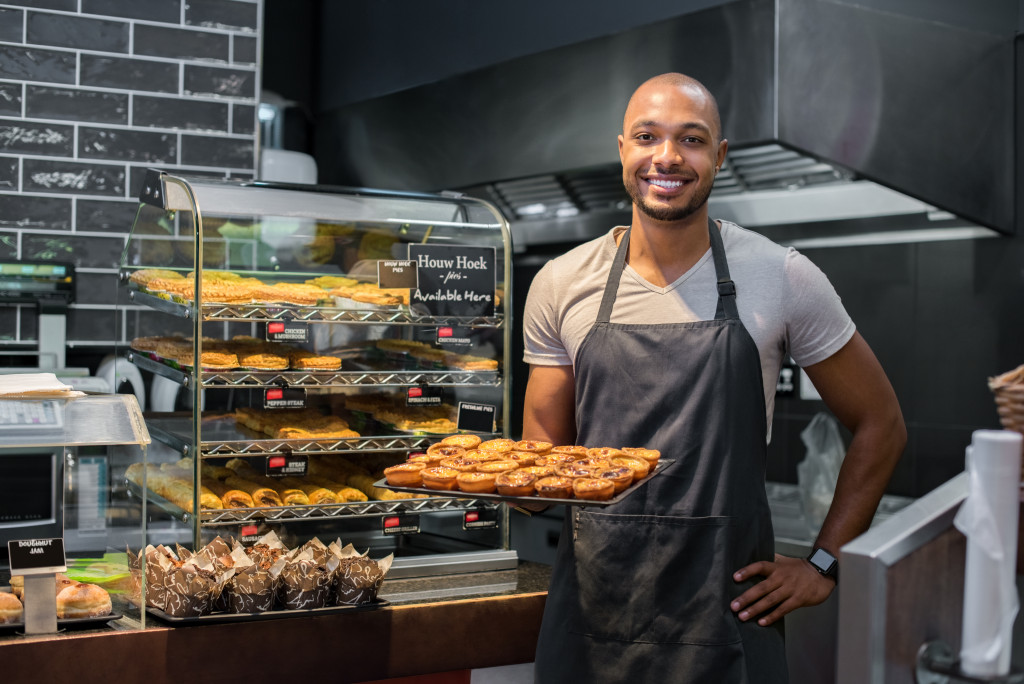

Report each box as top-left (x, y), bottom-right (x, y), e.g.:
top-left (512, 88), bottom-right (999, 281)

top-left (374, 459), bottom-right (673, 507)
top-left (145, 599), bottom-right (387, 625)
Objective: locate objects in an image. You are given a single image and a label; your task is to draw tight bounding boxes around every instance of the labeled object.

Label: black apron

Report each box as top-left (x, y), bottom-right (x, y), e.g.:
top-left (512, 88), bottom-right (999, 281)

top-left (534, 219), bottom-right (788, 683)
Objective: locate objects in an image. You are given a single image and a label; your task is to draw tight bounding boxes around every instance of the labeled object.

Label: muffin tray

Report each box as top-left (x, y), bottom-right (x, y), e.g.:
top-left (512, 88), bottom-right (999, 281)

top-left (374, 459), bottom-right (674, 507)
top-left (146, 599), bottom-right (388, 625)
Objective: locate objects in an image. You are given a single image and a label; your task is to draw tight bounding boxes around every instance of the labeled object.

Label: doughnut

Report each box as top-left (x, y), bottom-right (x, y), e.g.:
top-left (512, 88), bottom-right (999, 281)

top-left (9, 573), bottom-right (73, 600)
top-left (426, 443), bottom-right (466, 460)
top-left (573, 477), bottom-right (615, 501)
top-left (535, 476), bottom-right (574, 499)
top-left (441, 434), bottom-right (482, 449)
top-left (587, 447), bottom-right (626, 460)
top-left (477, 438), bottom-right (516, 453)
top-left (596, 466), bottom-right (635, 493)
top-left (421, 466), bottom-right (459, 491)
top-left (456, 471), bottom-right (497, 493)
top-left (514, 440), bottom-right (553, 455)
top-left (495, 469), bottom-right (538, 497)
top-left (56, 582), bottom-right (112, 618)
top-left (621, 447), bottom-right (661, 468)
top-left (383, 462), bottom-right (426, 487)
top-left (0, 592), bottom-right (23, 624)
top-left (610, 455), bottom-right (650, 479)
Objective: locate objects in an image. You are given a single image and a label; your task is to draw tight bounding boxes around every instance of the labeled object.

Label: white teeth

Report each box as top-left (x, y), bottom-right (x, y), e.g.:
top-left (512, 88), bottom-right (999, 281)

top-left (647, 179), bottom-right (683, 189)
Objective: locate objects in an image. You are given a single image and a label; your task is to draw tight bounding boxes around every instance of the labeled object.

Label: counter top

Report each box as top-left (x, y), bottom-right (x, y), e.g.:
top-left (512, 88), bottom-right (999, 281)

top-left (0, 561), bottom-right (552, 684)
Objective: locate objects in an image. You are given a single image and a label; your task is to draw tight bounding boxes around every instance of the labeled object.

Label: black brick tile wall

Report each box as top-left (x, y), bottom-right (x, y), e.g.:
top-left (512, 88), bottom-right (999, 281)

top-left (80, 55), bottom-right (179, 93)
top-left (79, 126), bottom-right (177, 163)
top-left (4, 0), bottom-right (74, 11)
top-left (134, 24), bottom-right (230, 62)
top-left (26, 86), bottom-right (128, 124)
top-left (133, 95), bottom-right (228, 132)
top-left (0, 0), bottom-right (261, 348)
top-left (0, 45), bottom-right (76, 83)
top-left (0, 117), bottom-right (74, 156)
top-left (184, 64), bottom-right (257, 98)
top-left (0, 157), bottom-right (18, 190)
top-left (22, 159), bottom-right (125, 195)
top-left (76, 198), bottom-right (138, 232)
top-left (0, 8), bottom-right (23, 42)
top-left (186, 0), bottom-right (258, 33)
top-left (0, 85), bottom-right (22, 116)
top-left (26, 11), bottom-right (129, 52)
top-left (180, 133), bottom-right (253, 168)
top-left (0, 193), bottom-right (72, 229)
top-left (82, 0), bottom-right (181, 24)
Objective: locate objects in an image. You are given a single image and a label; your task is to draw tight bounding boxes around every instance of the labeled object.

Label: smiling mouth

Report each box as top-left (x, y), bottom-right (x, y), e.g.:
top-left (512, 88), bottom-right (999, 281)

top-left (647, 179), bottom-right (684, 189)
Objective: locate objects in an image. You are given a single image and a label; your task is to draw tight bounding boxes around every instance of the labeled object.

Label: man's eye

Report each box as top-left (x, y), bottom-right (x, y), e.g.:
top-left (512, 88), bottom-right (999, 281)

top-left (682, 136), bottom-right (702, 144)
top-left (635, 133), bottom-right (654, 141)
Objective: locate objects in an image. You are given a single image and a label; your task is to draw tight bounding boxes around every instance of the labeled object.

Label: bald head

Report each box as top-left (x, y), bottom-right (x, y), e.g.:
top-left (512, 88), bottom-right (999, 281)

top-left (623, 73), bottom-right (723, 143)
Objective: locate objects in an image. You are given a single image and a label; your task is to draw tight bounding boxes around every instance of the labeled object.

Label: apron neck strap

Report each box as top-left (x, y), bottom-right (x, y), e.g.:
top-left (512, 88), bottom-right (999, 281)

top-left (596, 218), bottom-right (738, 323)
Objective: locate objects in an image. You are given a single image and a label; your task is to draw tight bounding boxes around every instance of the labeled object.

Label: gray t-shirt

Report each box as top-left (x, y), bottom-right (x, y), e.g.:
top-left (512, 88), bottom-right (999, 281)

top-left (522, 221), bottom-right (856, 435)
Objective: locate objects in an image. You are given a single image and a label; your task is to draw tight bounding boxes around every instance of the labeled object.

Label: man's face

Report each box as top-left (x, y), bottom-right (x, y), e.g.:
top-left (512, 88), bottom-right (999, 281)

top-left (618, 84), bottom-right (726, 223)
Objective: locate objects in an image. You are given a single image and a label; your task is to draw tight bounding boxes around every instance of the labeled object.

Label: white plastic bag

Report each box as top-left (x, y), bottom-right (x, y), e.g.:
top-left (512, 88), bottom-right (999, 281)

top-left (797, 412), bottom-right (846, 535)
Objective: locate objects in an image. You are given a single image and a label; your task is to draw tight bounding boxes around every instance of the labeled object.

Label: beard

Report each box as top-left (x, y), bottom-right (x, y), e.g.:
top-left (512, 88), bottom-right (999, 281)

top-left (623, 172), bottom-right (715, 222)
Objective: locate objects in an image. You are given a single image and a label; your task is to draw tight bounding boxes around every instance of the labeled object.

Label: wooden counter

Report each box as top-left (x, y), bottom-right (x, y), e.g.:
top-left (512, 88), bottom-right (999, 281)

top-left (0, 563), bottom-right (550, 684)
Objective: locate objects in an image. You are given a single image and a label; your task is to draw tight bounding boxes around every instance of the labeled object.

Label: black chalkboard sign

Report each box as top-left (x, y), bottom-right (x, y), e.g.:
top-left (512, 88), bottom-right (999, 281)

top-left (407, 245), bottom-right (495, 317)
top-left (457, 402), bottom-right (496, 432)
top-left (8, 538), bottom-right (67, 574)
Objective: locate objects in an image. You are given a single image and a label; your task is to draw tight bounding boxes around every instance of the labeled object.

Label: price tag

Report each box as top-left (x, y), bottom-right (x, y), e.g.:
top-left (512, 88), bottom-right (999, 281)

top-left (463, 508), bottom-right (498, 530)
top-left (407, 385), bottom-right (443, 407)
top-left (407, 245), bottom-right (496, 317)
top-left (263, 387), bottom-right (306, 409)
top-left (382, 514), bottom-right (420, 536)
top-left (377, 260), bottom-right (418, 289)
top-left (457, 402), bottom-right (496, 433)
top-left (436, 326), bottom-right (472, 348)
top-left (264, 454), bottom-right (308, 478)
top-left (7, 538), bottom-right (67, 575)
top-left (265, 321), bottom-right (309, 343)
top-left (239, 524), bottom-right (260, 544)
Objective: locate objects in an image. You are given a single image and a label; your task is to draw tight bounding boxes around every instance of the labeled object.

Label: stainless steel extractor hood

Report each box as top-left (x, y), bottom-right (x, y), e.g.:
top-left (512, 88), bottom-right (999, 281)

top-left (315, 0), bottom-right (1018, 245)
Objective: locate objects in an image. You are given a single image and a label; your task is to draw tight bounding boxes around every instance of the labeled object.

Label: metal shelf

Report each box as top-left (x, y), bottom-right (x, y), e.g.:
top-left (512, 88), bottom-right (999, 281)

top-left (129, 352), bottom-right (501, 389)
top-left (147, 415), bottom-right (498, 457)
top-left (129, 479), bottom-right (501, 527)
top-left (127, 286), bottom-right (504, 328)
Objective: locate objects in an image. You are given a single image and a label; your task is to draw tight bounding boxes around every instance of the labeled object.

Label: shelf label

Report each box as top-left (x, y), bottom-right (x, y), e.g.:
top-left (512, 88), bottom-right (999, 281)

top-left (377, 259), bottom-right (418, 289)
top-left (407, 245), bottom-right (496, 317)
top-left (463, 508), bottom-right (498, 530)
top-left (265, 321), bottom-right (309, 343)
top-left (382, 513), bottom-right (420, 536)
top-left (263, 387), bottom-right (306, 409)
top-left (436, 325), bottom-right (472, 348)
top-left (407, 385), bottom-right (443, 407)
top-left (8, 538), bottom-right (67, 575)
top-left (264, 454), bottom-right (308, 478)
top-left (457, 402), bottom-right (496, 433)
top-left (239, 524), bottom-right (260, 544)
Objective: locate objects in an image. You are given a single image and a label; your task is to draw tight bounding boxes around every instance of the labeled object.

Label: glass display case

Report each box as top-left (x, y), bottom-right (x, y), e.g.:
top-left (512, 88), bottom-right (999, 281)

top-left (116, 170), bottom-right (516, 581)
top-left (0, 393), bottom-right (150, 631)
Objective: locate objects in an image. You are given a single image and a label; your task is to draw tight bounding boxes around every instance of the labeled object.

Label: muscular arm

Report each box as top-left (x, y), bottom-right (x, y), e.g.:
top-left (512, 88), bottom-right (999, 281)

top-left (522, 364), bottom-right (577, 444)
top-left (731, 332), bottom-right (906, 626)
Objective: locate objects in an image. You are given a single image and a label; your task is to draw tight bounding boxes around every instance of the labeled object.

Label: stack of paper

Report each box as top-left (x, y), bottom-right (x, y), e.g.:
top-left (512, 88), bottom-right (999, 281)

top-left (0, 372), bottom-right (85, 398)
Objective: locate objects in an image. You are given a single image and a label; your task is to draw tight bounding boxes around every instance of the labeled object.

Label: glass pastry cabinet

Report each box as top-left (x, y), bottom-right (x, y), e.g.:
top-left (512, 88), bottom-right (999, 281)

top-left (116, 170), bottom-right (516, 581)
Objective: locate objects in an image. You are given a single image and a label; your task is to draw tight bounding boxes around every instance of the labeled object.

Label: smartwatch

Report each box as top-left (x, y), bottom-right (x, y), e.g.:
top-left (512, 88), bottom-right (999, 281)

top-left (807, 547), bottom-right (838, 583)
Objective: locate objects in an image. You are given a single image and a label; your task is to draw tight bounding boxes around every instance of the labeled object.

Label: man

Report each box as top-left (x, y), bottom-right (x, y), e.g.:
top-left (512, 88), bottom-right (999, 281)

top-left (522, 73), bottom-right (906, 683)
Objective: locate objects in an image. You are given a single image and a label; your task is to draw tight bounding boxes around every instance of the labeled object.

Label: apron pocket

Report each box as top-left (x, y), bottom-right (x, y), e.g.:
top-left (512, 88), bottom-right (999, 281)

top-left (568, 510), bottom-right (742, 646)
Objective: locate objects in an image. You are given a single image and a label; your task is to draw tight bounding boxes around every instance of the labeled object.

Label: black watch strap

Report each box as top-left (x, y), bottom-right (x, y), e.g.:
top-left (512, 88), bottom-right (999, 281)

top-left (807, 547), bottom-right (838, 583)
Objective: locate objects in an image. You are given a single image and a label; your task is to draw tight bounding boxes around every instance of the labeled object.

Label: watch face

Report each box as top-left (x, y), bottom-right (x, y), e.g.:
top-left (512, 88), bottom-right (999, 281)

top-left (809, 548), bottom-right (837, 574)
